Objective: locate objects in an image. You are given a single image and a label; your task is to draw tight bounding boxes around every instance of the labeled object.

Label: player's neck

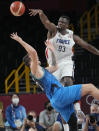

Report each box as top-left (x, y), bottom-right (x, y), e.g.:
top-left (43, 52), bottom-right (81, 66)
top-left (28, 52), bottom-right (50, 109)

top-left (34, 66), bottom-right (44, 79)
top-left (59, 29), bottom-right (68, 35)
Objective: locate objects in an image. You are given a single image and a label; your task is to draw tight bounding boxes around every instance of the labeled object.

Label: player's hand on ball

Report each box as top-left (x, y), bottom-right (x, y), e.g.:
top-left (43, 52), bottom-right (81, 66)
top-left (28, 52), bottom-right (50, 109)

top-left (29, 9), bottom-right (42, 16)
top-left (10, 32), bottom-right (22, 42)
top-left (45, 40), bottom-right (54, 52)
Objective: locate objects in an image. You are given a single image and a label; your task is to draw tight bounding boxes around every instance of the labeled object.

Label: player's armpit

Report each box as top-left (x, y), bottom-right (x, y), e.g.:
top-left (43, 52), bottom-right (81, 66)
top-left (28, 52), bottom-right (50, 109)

top-left (46, 65), bottom-right (58, 73)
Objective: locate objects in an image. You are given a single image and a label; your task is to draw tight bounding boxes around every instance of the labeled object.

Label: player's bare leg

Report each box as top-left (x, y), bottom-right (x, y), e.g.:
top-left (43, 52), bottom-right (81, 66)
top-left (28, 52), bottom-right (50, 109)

top-left (81, 84), bottom-right (99, 99)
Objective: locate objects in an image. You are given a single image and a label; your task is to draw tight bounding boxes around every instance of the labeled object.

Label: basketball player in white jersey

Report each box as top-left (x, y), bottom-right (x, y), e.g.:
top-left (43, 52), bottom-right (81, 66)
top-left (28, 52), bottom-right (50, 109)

top-left (46, 27), bottom-right (75, 85)
top-left (29, 9), bottom-right (99, 131)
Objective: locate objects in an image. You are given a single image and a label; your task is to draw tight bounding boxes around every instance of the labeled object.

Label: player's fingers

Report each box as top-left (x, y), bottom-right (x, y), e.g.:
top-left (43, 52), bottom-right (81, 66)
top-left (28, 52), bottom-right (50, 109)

top-left (29, 10), bottom-right (35, 15)
top-left (28, 11), bottom-right (33, 15)
top-left (31, 10), bottom-right (37, 16)
top-left (29, 9), bottom-right (32, 11)
top-left (29, 9), bottom-right (35, 11)
top-left (29, 12), bottom-right (34, 16)
top-left (10, 34), bottom-right (14, 37)
top-left (28, 9), bottom-right (34, 14)
top-left (33, 12), bottom-right (37, 16)
top-left (10, 36), bottom-right (14, 39)
top-left (28, 11), bottom-right (32, 14)
top-left (29, 9), bottom-right (35, 13)
top-left (13, 33), bottom-right (16, 36)
top-left (46, 40), bottom-right (49, 45)
top-left (10, 33), bottom-right (16, 38)
top-left (47, 40), bottom-right (50, 43)
top-left (45, 41), bottom-right (47, 46)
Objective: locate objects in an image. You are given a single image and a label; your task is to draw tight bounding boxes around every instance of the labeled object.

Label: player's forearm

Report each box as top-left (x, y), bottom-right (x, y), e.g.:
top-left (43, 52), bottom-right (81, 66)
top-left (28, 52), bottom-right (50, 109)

top-left (85, 43), bottom-right (99, 55)
top-left (80, 40), bottom-right (99, 55)
top-left (39, 10), bottom-right (49, 25)
top-left (45, 49), bottom-right (58, 73)
top-left (38, 10), bottom-right (56, 32)
top-left (50, 50), bottom-right (57, 66)
top-left (74, 35), bottom-right (99, 55)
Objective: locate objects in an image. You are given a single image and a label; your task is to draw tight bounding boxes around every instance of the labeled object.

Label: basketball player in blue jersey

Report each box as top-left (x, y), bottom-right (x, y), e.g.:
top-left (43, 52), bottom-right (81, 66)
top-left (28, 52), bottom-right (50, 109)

top-left (10, 32), bottom-right (99, 131)
top-left (29, 9), bottom-right (99, 130)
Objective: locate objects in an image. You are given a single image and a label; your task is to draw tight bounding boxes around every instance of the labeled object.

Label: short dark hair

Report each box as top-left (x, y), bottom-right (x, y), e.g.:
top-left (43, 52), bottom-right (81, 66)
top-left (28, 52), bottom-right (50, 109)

top-left (60, 15), bottom-right (70, 24)
top-left (23, 54), bottom-right (31, 67)
top-left (44, 100), bottom-right (50, 109)
top-left (11, 93), bottom-right (19, 99)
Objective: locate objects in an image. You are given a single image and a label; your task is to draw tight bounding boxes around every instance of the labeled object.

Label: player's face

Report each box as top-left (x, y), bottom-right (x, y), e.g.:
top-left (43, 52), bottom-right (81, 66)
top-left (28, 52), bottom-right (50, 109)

top-left (58, 17), bottom-right (69, 30)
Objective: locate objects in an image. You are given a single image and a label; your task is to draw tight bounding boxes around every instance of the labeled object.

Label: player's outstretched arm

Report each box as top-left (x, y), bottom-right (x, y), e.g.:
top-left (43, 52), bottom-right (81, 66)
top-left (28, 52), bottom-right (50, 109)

top-left (10, 32), bottom-right (38, 75)
top-left (29, 9), bottom-right (57, 33)
top-left (74, 35), bottom-right (99, 55)
top-left (45, 40), bottom-right (58, 73)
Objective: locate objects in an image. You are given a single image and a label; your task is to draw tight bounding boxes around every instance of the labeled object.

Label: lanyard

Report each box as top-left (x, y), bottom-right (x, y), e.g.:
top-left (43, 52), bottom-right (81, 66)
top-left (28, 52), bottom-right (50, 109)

top-left (11, 104), bottom-right (22, 119)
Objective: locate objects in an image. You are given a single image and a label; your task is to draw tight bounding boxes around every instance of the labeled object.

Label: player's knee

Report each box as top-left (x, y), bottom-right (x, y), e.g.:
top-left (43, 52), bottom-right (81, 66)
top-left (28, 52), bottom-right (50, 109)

top-left (86, 83), bottom-right (95, 93)
top-left (87, 83), bottom-right (94, 89)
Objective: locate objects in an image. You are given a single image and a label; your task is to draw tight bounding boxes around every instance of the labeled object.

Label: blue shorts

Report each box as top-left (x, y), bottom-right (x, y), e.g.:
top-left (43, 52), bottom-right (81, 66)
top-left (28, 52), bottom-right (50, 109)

top-left (50, 84), bottom-right (82, 122)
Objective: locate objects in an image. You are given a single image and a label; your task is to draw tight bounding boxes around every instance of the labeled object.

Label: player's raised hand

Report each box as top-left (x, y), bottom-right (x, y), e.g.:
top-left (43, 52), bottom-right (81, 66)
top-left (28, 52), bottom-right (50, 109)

top-left (10, 32), bottom-right (22, 42)
top-left (45, 40), bottom-right (54, 52)
top-left (29, 9), bottom-right (42, 16)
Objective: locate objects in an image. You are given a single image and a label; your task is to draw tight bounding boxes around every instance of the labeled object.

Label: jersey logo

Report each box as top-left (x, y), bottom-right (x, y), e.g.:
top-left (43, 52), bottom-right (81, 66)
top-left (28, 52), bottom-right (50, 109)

top-left (68, 34), bottom-right (73, 38)
top-left (56, 39), bottom-right (70, 45)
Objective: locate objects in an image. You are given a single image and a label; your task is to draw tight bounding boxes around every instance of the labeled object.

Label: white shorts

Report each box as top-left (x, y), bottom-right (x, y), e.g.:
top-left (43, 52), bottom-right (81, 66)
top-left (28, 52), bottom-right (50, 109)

top-left (53, 61), bottom-right (74, 81)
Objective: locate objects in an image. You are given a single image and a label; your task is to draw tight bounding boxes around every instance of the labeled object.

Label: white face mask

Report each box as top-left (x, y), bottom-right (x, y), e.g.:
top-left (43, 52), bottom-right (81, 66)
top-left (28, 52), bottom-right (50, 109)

top-left (33, 118), bottom-right (36, 122)
top-left (12, 98), bottom-right (19, 105)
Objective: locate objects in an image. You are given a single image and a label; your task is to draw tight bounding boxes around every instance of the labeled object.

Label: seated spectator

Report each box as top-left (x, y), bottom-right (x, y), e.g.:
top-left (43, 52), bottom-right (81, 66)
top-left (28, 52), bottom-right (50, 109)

top-left (21, 110), bottom-right (45, 131)
top-left (83, 103), bottom-right (99, 131)
top-left (5, 94), bottom-right (26, 131)
top-left (39, 101), bottom-right (62, 131)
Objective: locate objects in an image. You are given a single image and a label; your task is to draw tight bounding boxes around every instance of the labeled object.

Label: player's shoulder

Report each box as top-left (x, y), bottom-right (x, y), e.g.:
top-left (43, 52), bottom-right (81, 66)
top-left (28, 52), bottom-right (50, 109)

top-left (19, 105), bottom-right (25, 109)
top-left (66, 29), bottom-right (74, 34)
top-left (40, 110), bottom-right (46, 115)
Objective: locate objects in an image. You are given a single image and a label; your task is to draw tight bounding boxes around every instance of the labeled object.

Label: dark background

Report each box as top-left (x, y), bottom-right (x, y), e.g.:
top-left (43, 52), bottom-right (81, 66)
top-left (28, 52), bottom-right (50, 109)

top-left (0, 0), bottom-right (98, 93)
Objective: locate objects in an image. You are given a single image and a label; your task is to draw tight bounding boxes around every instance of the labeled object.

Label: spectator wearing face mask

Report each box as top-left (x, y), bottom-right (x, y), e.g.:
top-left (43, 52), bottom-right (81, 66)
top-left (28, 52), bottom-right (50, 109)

top-left (5, 94), bottom-right (26, 131)
top-left (21, 110), bottom-right (45, 131)
top-left (39, 101), bottom-right (62, 131)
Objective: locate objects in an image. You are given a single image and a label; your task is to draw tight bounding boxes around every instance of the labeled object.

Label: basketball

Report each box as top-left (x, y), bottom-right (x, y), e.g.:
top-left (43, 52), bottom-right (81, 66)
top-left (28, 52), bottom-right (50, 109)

top-left (10, 1), bottom-right (25, 16)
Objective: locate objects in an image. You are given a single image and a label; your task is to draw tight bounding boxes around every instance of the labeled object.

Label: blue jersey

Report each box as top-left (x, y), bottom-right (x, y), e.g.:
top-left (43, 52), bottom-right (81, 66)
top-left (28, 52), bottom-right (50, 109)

top-left (31, 67), bottom-right (82, 122)
top-left (30, 68), bottom-right (63, 99)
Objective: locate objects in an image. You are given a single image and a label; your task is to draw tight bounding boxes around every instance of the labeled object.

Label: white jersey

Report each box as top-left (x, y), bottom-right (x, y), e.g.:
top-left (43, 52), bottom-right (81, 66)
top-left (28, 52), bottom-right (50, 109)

top-left (46, 29), bottom-right (75, 65)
